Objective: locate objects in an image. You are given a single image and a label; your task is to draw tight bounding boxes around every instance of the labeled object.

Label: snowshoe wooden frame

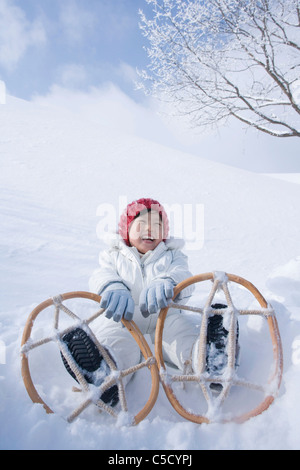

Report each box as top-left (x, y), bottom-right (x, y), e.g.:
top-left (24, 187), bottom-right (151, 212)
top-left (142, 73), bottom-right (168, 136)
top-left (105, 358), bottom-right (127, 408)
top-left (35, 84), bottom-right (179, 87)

top-left (21, 291), bottom-right (159, 425)
top-left (155, 272), bottom-right (283, 424)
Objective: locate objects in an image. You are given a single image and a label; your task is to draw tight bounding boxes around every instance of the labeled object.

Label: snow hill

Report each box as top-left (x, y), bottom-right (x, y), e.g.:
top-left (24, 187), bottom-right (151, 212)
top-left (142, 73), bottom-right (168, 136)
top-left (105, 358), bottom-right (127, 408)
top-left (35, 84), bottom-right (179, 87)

top-left (1, 94), bottom-right (300, 450)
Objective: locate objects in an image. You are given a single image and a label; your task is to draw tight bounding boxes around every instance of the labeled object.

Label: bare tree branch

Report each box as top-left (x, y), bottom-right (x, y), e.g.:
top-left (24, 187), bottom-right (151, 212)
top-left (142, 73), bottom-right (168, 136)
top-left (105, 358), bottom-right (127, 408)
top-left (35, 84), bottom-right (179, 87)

top-left (139, 0), bottom-right (300, 138)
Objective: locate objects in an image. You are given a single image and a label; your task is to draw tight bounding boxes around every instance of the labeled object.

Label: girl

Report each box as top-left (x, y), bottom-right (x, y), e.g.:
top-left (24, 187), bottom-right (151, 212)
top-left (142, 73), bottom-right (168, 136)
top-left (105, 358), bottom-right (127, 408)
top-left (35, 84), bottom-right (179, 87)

top-left (62, 198), bottom-right (232, 405)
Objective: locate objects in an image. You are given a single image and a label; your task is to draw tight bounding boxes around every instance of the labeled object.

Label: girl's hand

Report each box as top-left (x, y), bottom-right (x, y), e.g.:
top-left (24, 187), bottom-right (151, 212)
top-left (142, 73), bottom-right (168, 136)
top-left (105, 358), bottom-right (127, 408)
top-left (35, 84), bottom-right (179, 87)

top-left (139, 280), bottom-right (174, 317)
top-left (100, 290), bottom-right (135, 322)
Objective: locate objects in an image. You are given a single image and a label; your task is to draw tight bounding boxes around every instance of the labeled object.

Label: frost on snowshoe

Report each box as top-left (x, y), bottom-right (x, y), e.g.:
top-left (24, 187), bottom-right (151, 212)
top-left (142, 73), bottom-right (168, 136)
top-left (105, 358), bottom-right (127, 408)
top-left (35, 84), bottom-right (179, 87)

top-left (206, 304), bottom-right (240, 392)
top-left (61, 327), bottom-right (119, 407)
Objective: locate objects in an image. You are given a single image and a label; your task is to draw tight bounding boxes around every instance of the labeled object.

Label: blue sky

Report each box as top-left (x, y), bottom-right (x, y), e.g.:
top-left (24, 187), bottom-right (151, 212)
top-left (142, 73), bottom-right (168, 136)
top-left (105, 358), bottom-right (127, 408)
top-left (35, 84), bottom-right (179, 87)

top-left (0, 0), bottom-right (150, 100)
top-left (0, 0), bottom-right (299, 173)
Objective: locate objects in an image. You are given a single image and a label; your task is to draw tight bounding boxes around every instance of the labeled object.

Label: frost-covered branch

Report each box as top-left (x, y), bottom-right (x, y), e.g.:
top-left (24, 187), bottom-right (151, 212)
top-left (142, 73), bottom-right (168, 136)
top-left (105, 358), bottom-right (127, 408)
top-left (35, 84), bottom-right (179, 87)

top-left (139, 0), bottom-right (300, 138)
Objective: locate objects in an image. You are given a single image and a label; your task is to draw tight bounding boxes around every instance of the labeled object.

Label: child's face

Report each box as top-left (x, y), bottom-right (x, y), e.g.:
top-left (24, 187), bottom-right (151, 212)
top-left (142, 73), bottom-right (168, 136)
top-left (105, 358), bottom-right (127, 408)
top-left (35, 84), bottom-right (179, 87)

top-left (128, 210), bottom-right (164, 254)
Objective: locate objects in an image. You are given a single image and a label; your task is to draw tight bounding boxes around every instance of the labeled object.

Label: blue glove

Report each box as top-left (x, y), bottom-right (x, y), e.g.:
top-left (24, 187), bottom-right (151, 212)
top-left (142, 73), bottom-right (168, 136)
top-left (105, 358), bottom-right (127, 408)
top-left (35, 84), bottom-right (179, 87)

top-left (139, 280), bottom-right (174, 318)
top-left (100, 289), bottom-right (135, 322)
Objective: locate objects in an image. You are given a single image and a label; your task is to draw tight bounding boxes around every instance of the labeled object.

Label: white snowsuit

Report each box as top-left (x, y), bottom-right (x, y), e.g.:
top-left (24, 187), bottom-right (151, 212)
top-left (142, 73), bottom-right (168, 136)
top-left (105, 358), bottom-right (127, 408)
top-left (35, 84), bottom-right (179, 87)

top-left (89, 236), bottom-right (199, 377)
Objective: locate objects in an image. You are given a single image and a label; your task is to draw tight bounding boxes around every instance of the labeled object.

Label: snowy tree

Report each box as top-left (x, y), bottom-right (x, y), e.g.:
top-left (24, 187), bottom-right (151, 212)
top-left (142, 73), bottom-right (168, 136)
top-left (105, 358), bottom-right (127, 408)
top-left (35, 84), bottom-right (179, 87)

top-left (139, 0), bottom-right (300, 138)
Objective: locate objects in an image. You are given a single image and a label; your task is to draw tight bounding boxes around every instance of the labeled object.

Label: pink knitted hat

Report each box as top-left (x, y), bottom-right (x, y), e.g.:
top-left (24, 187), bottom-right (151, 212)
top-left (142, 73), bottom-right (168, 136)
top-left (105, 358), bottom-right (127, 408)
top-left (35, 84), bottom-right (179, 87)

top-left (118, 198), bottom-right (169, 246)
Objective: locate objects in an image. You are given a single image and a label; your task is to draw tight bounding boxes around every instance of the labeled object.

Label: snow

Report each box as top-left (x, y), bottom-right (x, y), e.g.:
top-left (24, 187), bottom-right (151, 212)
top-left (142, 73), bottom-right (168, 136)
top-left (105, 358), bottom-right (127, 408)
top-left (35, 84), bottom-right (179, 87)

top-left (1, 94), bottom-right (300, 450)
top-left (264, 173), bottom-right (300, 185)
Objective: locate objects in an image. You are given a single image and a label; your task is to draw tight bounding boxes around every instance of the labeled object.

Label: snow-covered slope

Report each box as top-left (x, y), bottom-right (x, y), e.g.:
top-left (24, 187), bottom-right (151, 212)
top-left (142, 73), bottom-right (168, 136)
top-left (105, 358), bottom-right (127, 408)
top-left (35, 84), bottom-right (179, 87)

top-left (1, 95), bottom-right (300, 449)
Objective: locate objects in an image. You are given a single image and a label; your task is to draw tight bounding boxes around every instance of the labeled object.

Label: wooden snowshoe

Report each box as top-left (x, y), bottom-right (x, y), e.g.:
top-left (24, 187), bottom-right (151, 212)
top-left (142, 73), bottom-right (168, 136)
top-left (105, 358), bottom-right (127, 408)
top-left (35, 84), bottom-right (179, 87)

top-left (21, 291), bottom-right (159, 425)
top-left (155, 272), bottom-right (283, 424)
